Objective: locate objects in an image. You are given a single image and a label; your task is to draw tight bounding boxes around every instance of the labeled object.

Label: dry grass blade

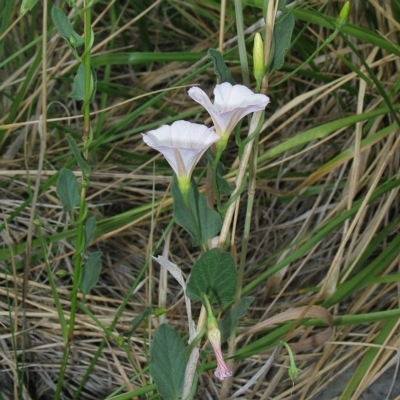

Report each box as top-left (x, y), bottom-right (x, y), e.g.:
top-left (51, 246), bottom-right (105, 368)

top-left (236, 305), bottom-right (333, 352)
top-left (0, 0), bottom-right (400, 399)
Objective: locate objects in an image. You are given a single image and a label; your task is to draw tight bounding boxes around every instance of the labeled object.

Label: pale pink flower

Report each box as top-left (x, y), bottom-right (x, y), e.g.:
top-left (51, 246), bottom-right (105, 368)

top-left (188, 82), bottom-right (270, 148)
top-left (142, 120), bottom-right (220, 195)
top-left (207, 326), bottom-right (232, 380)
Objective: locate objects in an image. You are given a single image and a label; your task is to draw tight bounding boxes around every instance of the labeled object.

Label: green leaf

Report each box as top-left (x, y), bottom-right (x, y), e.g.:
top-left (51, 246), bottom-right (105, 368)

top-left (80, 251), bottom-right (102, 295)
top-left (69, 63), bottom-right (85, 101)
top-left (20, 0), bottom-right (39, 15)
top-left (271, 11), bottom-right (295, 71)
top-left (67, 133), bottom-right (91, 176)
top-left (150, 324), bottom-right (186, 400)
top-left (56, 168), bottom-right (80, 212)
top-left (219, 296), bottom-right (254, 342)
top-left (171, 176), bottom-right (222, 247)
top-left (187, 248), bottom-right (237, 306)
top-left (70, 31), bottom-right (84, 48)
top-left (69, 64), bottom-right (96, 102)
top-left (207, 150), bottom-right (233, 195)
top-left (84, 215), bottom-right (97, 250)
top-left (51, 6), bottom-right (73, 39)
top-left (217, 173), bottom-right (233, 195)
top-left (51, 7), bottom-right (83, 51)
top-left (278, 0), bottom-right (288, 9)
top-left (207, 48), bottom-right (235, 84)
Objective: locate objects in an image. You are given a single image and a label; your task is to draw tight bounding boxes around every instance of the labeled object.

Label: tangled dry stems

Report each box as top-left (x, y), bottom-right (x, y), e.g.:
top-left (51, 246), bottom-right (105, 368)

top-left (1, 1), bottom-right (399, 399)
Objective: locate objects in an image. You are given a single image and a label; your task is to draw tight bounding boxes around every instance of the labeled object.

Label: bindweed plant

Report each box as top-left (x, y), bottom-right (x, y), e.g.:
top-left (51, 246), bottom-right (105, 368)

top-left (51, 0), bottom-right (99, 397)
top-left (139, 2), bottom-right (348, 397)
top-left (144, 77), bottom-right (270, 396)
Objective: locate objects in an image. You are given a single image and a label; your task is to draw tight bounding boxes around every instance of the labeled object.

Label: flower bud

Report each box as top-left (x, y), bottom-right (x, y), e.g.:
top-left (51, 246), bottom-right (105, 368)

top-left (253, 33), bottom-right (265, 85)
top-left (288, 362), bottom-right (299, 381)
top-left (117, 335), bottom-right (125, 346)
top-left (336, 2), bottom-right (350, 30)
top-left (209, 236), bottom-right (220, 249)
top-left (154, 307), bottom-right (166, 316)
top-left (280, 341), bottom-right (299, 382)
top-left (69, 35), bottom-right (77, 49)
top-left (55, 269), bottom-right (70, 277)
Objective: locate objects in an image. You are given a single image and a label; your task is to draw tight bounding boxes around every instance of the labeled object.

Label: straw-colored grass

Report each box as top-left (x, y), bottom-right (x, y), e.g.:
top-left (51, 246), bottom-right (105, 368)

top-left (1, 0), bottom-right (399, 399)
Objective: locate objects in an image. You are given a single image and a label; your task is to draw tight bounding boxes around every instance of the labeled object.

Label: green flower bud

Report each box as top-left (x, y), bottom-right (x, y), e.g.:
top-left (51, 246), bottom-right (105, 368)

top-left (288, 362), bottom-right (299, 381)
top-left (253, 33), bottom-right (265, 84)
top-left (280, 340), bottom-right (299, 382)
top-left (33, 219), bottom-right (42, 227)
top-left (69, 35), bottom-right (77, 49)
top-left (56, 269), bottom-right (70, 277)
top-left (154, 307), bottom-right (166, 316)
top-left (336, 2), bottom-right (350, 30)
top-left (116, 335), bottom-right (125, 346)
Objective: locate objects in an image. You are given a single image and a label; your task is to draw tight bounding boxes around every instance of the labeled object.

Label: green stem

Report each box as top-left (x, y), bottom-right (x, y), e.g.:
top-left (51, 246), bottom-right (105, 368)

top-left (56, 2), bottom-right (93, 397)
top-left (55, 349), bottom-right (70, 397)
top-left (279, 341), bottom-right (299, 380)
top-left (201, 293), bottom-right (213, 317)
top-left (83, 0), bottom-right (92, 148)
top-left (211, 148), bottom-right (223, 212)
top-left (72, 219), bottom-right (175, 399)
top-left (35, 219), bottom-right (68, 342)
top-left (55, 195), bottom-right (87, 399)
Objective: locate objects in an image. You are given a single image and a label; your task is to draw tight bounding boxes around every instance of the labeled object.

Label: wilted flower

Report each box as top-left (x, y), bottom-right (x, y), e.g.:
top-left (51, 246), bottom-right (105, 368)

top-left (207, 324), bottom-right (232, 380)
top-left (142, 120), bottom-right (220, 196)
top-left (203, 296), bottom-right (232, 381)
top-left (188, 82), bottom-right (270, 151)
